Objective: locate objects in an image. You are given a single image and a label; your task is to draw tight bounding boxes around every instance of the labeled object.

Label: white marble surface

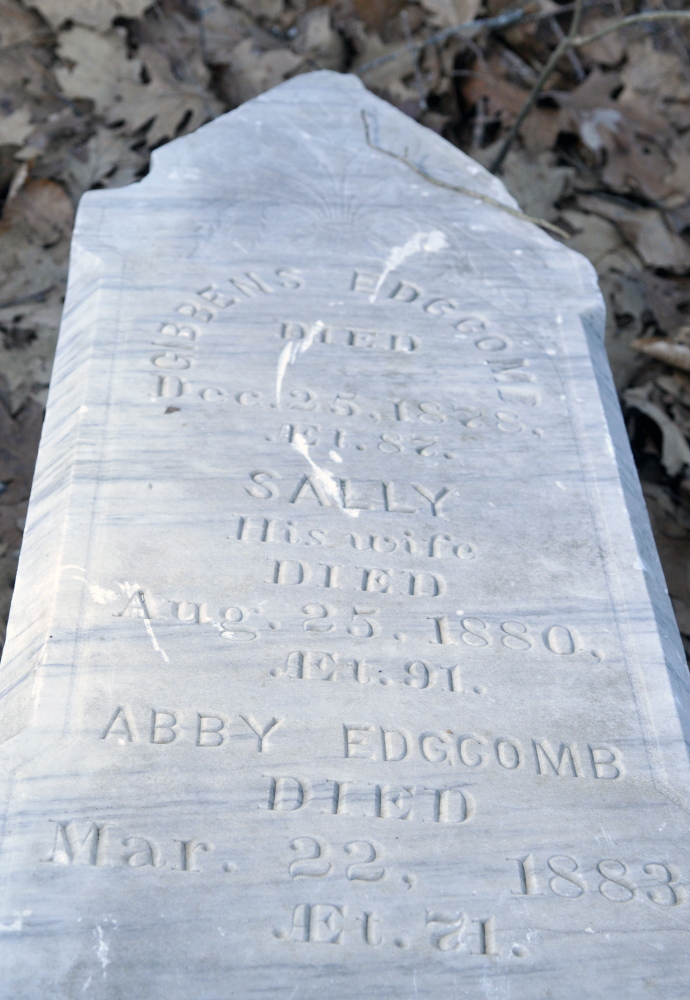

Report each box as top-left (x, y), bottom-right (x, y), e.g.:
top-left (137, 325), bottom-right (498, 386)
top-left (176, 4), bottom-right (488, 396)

top-left (0, 70), bottom-right (689, 999)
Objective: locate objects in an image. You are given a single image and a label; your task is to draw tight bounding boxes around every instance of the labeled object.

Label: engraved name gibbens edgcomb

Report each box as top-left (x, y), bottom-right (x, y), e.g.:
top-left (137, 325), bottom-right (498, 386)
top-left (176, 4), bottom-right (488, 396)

top-left (0, 71), bottom-right (688, 999)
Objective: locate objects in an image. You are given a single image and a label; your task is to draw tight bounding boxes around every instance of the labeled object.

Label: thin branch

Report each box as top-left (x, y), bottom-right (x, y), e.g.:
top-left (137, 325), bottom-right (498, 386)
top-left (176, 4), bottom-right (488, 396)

top-left (354, 5), bottom-right (528, 77)
top-left (572, 9), bottom-right (690, 46)
top-left (489, 7), bottom-right (690, 173)
top-left (361, 110), bottom-right (570, 240)
top-left (353, 0), bottom-right (617, 78)
top-left (489, 34), bottom-right (570, 174)
top-left (550, 15), bottom-right (585, 80)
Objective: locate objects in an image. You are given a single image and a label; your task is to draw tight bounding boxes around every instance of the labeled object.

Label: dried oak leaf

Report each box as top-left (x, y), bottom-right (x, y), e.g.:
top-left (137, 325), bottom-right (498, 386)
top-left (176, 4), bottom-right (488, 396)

top-left (555, 69), bottom-right (676, 203)
top-left (352, 30), bottom-right (416, 87)
top-left (558, 208), bottom-right (637, 270)
top-left (461, 54), bottom-right (560, 153)
top-left (292, 7), bottom-right (345, 71)
top-left (30, 0), bottom-right (154, 32)
top-left (197, 0), bottom-right (255, 66)
top-left (107, 43), bottom-right (223, 145)
top-left (55, 25), bottom-right (141, 115)
top-left (0, 287), bottom-right (63, 413)
top-left (641, 272), bottom-right (690, 336)
top-left (474, 147), bottom-right (573, 222)
top-left (351, 29), bottom-right (425, 112)
top-left (555, 205), bottom-right (647, 388)
top-left (0, 0), bottom-right (50, 48)
top-left (55, 25), bottom-right (221, 145)
top-left (576, 15), bottom-right (625, 68)
top-left (577, 194), bottom-right (690, 273)
top-left (219, 39), bottom-right (303, 106)
top-left (63, 127), bottom-right (146, 199)
top-left (0, 108), bottom-right (34, 147)
top-left (420, 0), bottom-right (481, 28)
top-left (0, 46), bottom-right (63, 121)
top-left (2, 178), bottom-right (74, 245)
top-left (12, 105), bottom-right (93, 171)
top-left (624, 385), bottom-right (690, 477)
top-left (137, 0), bottom-right (215, 92)
top-left (0, 226), bottom-right (64, 307)
top-left (0, 180), bottom-right (72, 312)
top-left (352, 0), bottom-right (406, 33)
top-left (619, 38), bottom-right (690, 125)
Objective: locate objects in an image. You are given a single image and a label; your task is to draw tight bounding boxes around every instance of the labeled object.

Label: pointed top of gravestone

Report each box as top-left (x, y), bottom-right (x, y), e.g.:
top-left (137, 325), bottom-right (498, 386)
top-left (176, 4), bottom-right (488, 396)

top-left (77, 70), bottom-right (600, 322)
top-left (144, 69), bottom-right (512, 205)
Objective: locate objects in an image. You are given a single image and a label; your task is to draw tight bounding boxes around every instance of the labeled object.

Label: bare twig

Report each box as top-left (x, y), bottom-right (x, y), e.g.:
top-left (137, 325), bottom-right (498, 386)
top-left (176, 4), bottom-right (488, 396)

top-left (550, 15), bottom-right (585, 80)
top-left (354, 6), bottom-right (528, 77)
top-left (572, 9), bottom-right (690, 46)
top-left (488, 38), bottom-right (569, 174)
top-left (490, 0), bottom-right (585, 174)
top-left (361, 110), bottom-right (570, 239)
top-left (489, 7), bottom-right (690, 173)
top-left (353, 0), bottom-right (617, 78)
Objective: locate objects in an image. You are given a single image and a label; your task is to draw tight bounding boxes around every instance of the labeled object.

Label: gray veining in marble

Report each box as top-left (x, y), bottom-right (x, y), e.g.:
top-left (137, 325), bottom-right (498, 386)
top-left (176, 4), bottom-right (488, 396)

top-left (0, 70), bottom-right (689, 999)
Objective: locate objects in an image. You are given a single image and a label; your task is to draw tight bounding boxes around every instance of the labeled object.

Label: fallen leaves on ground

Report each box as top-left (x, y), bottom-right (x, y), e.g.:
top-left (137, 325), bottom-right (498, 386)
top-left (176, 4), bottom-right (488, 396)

top-left (0, 0), bottom-right (690, 653)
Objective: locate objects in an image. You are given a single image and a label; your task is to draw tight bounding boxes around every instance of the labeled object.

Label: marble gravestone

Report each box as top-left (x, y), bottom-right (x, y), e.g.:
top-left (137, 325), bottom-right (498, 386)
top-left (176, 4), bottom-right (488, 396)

top-left (0, 70), bottom-right (689, 999)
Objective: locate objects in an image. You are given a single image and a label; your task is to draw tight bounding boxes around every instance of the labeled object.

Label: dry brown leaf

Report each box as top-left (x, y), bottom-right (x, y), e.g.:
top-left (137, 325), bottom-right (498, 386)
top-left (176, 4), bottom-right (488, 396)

top-left (475, 147), bottom-right (573, 222)
top-left (107, 43), bottom-right (222, 145)
top-left (219, 38), bottom-right (303, 107)
top-left (0, 45), bottom-right (62, 119)
top-left (55, 25), bottom-right (141, 115)
top-left (577, 15), bottom-right (625, 67)
top-left (555, 69), bottom-right (678, 203)
top-left (642, 272), bottom-right (690, 336)
top-left (555, 213), bottom-right (646, 391)
top-left (0, 287), bottom-right (63, 413)
top-left (137, 1), bottom-right (214, 93)
top-left (577, 195), bottom-right (690, 273)
top-left (197, 0), bottom-right (255, 66)
top-left (0, 178), bottom-right (72, 317)
top-left (619, 38), bottom-right (690, 115)
top-left (420, 0), bottom-right (481, 28)
top-left (352, 0), bottom-right (404, 33)
top-left (292, 7), bottom-right (345, 71)
top-left (0, 232), bottom-right (63, 305)
top-left (0, 107), bottom-right (34, 147)
top-left (55, 24), bottom-right (221, 146)
top-left (2, 178), bottom-right (74, 246)
top-left (30, 0), bottom-right (153, 32)
top-left (0, 0), bottom-right (49, 47)
top-left (624, 385), bottom-right (690, 476)
top-left (351, 31), bottom-right (416, 92)
top-left (462, 61), bottom-right (561, 155)
top-left (558, 209), bottom-right (633, 269)
top-left (63, 127), bottom-right (146, 197)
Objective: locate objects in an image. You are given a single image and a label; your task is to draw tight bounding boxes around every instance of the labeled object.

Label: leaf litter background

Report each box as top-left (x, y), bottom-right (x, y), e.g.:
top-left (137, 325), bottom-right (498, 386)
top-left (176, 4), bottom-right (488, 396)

top-left (1, 0), bottom-right (690, 653)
